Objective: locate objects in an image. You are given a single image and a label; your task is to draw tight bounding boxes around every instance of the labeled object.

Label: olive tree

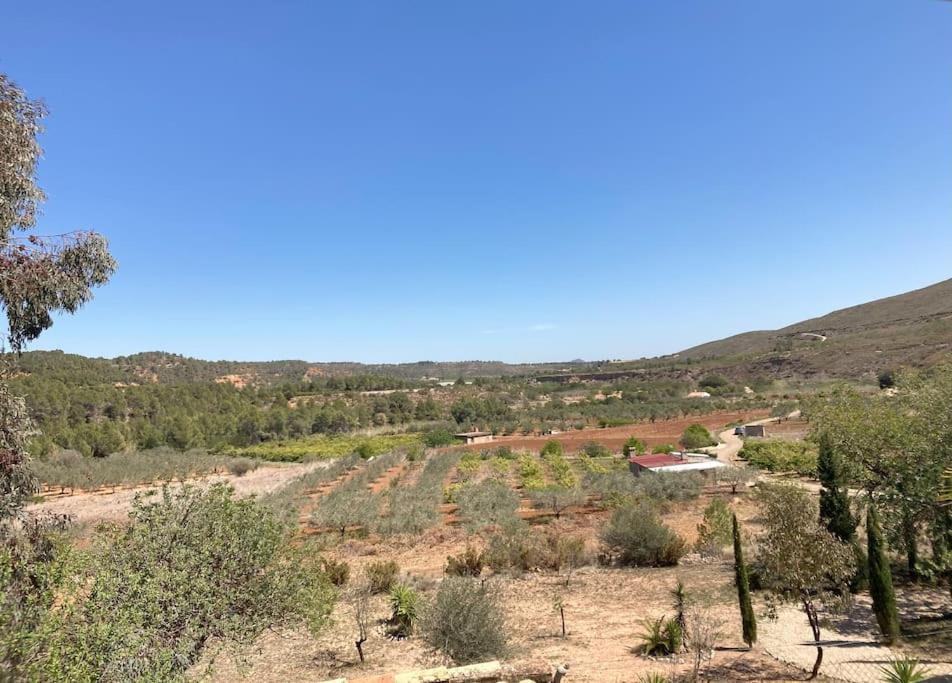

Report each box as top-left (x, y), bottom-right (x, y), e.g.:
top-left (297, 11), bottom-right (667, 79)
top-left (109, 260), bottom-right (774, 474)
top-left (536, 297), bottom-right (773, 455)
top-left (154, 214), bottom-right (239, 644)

top-left (529, 485), bottom-right (585, 519)
top-left (756, 483), bottom-right (854, 679)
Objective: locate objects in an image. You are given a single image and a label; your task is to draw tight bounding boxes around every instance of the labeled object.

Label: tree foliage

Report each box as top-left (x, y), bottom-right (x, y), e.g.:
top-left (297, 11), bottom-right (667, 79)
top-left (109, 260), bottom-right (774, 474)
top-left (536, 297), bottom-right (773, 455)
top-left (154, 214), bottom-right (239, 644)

top-left (35, 485), bottom-right (335, 680)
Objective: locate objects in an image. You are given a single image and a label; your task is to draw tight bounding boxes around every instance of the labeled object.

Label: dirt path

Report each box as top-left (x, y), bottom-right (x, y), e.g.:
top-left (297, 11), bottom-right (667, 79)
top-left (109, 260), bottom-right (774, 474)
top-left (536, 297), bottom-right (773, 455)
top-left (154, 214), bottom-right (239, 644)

top-left (714, 411), bottom-right (800, 465)
top-left (28, 461), bottom-right (328, 526)
top-left (760, 589), bottom-right (952, 683)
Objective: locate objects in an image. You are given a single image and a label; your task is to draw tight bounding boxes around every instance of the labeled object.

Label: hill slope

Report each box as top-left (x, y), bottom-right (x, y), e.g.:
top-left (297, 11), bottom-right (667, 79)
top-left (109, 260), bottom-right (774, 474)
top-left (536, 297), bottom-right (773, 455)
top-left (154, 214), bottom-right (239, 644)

top-left (678, 278), bottom-right (952, 379)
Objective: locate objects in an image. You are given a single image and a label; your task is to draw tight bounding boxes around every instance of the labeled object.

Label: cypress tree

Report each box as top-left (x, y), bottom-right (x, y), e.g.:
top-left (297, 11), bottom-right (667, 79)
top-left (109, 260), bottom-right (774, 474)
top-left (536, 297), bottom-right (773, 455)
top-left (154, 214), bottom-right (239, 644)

top-left (732, 513), bottom-right (757, 647)
top-left (817, 436), bottom-right (857, 542)
top-left (867, 503), bottom-right (900, 644)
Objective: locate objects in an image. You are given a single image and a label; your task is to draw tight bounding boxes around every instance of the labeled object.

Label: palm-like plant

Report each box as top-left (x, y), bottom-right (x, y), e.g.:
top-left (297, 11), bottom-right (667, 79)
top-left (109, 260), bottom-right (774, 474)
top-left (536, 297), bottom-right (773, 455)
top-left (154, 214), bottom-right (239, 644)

top-left (879, 656), bottom-right (931, 683)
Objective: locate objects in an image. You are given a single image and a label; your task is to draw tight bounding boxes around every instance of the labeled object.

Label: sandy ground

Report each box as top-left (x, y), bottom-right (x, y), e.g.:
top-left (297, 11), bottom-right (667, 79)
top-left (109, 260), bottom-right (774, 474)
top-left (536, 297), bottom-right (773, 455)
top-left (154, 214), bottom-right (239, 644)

top-left (197, 492), bottom-right (812, 683)
top-left (27, 460), bottom-right (327, 526)
top-left (760, 588), bottom-right (952, 683)
top-left (199, 563), bottom-right (809, 683)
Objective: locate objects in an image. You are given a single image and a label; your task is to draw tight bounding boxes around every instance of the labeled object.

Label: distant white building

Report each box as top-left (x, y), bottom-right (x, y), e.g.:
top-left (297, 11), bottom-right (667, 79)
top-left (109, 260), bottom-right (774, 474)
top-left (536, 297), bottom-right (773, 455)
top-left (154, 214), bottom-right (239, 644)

top-left (686, 391), bottom-right (711, 399)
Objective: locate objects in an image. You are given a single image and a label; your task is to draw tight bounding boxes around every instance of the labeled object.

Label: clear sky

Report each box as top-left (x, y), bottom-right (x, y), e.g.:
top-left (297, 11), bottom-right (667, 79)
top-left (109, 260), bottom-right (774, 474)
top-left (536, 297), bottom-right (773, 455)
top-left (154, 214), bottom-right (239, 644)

top-left (4, 1), bottom-right (951, 363)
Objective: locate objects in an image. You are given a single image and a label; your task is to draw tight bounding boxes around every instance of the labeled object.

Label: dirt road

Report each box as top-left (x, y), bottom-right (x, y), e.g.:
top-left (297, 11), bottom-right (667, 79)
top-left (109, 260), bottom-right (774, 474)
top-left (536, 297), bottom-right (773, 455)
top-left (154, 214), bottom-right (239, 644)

top-left (713, 410), bottom-right (800, 465)
top-left (28, 460), bottom-right (327, 526)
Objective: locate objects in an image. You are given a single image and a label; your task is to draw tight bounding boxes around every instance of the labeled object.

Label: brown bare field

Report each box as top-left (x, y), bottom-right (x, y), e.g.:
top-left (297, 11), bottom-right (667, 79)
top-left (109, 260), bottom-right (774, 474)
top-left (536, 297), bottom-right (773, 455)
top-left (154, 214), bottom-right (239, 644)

top-left (469, 409), bottom-right (770, 453)
top-left (762, 418), bottom-right (810, 441)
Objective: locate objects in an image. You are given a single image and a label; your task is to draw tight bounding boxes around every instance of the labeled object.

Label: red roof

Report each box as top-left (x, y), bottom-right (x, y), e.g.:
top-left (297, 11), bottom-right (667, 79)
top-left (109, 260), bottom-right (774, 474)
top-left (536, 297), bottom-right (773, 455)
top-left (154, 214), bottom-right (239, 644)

top-left (628, 453), bottom-right (683, 469)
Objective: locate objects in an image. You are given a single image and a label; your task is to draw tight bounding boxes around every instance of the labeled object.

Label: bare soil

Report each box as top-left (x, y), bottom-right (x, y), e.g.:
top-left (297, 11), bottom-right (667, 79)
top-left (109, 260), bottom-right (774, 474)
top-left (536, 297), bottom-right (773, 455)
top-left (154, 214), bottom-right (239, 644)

top-left (28, 461), bottom-right (326, 526)
top-left (472, 409), bottom-right (770, 453)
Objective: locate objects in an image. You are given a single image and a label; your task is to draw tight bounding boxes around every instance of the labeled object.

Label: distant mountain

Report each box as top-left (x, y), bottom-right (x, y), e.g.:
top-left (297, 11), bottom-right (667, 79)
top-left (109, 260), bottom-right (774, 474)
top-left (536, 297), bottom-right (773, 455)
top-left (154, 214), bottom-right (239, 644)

top-left (677, 278), bottom-right (952, 380)
top-left (14, 279), bottom-right (952, 388)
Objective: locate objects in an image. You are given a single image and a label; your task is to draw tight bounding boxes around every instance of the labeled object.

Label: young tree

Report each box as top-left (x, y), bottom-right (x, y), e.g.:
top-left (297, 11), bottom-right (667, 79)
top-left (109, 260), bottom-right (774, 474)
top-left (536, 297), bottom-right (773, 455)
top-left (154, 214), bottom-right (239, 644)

top-left (696, 497), bottom-right (733, 556)
top-left (720, 465), bottom-right (754, 494)
top-left (680, 424), bottom-right (716, 450)
top-left (756, 483), bottom-right (854, 679)
top-left (817, 436), bottom-right (857, 543)
top-left (685, 605), bottom-right (722, 683)
top-left (312, 485), bottom-right (379, 539)
top-left (867, 503), bottom-right (900, 644)
top-left (351, 584), bottom-right (371, 663)
top-left (529, 485), bottom-right (585, 520)
top-left (732, 513), bottom-right (757, 648)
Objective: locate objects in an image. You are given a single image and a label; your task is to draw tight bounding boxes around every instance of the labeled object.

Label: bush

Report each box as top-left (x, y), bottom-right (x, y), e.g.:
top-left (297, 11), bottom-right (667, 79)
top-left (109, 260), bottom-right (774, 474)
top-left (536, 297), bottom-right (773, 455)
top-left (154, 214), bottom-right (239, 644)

top-left (227, 457), bottom-right (258, 477)
top-left (422, 577), bottom-right (508, 664)
top-left (623, 437), bottom-right (646, 457)
top-left (389, 583), bottom-right (420, 636)
top-left (582, 441), bottom-right (612, 458)
top-left (445, 546), bottom-right (485, 577)
top-left (37, 485), bottom-right (335, 680)
top-left (601, 503), bottom-right (686, 566)
top-left (321, 557), bottom-right (351, 586)
top-left (739, 440), bottom-right (817, 475)
top-left (680, 424), bottom-right (716, 450)
top-left (366, 559), bottom-right (399, 593)
top-left (540, 440), bottom-right (563, 457)
top-left (517, 454), bottom-right (546, 490)
top-left (638, 615), bottom-right (682, 656)
top-left (695, 497), bottom-right (733, 556)
top-left (457, 479), bottom-right (520, 531)
top-left (422, 426), bottom-right (457, 448)
top-left (652, 443), bottom-right (676, 454)
top-left (484, 523), bottom-right (587, 574)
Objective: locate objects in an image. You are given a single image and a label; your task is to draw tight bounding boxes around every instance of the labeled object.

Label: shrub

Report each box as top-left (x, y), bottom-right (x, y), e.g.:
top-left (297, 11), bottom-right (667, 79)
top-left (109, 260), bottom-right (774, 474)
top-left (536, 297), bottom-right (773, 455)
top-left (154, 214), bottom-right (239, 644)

top-left (695, 498), bottom-right (733, 556)
top-left (879, 657), bottom-right (931, 683)
top-left (622, 437), bottom-right (646, 457)
top-left (680, 424), bottom-right (716, 450)
top-left (601, 503), bottom-right (686, 566)
top-left (457, 479), bottom-right (520, 532)
top-left (517, 453), bottom-right (546, 490)
top-left (365, 559), bottom-right (399, 594)
top-left (422, 577), bottom-right (508, 664)
top-left (638, 615), bottom-right (682, 656)
top-left (652, 443), bottom-right (676, 454)
top-left (582, 441), bottom-right (612, 458)
top-left (484, 523), bottom-right (587, 574)
top-left (321, 557), bottom-right (351, 586)
top-left (227, 457), bottom-right (258, 477)
top-left (740, 440), bottom-right (817, 475)
top-left (378, 486), bottom-right (440, 535)
top-left (443, 483), bottom-right (461, 504)
top-left (445, 546), bottom-right (485, 577)
top-left (540, 440), bottom-right (563, 457)
top-left (388, 583), bottom-right (420, 637)
top-left (37, 485), bottom-right (335, 680)
top-left (422, 426), bottom-right (457, 448)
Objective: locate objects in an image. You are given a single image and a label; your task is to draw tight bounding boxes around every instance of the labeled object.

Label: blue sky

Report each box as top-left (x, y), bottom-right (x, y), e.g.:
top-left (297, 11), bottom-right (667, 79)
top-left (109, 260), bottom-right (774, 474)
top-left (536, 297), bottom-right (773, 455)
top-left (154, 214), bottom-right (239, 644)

top-left (4, 1), bottom-right (951, 363)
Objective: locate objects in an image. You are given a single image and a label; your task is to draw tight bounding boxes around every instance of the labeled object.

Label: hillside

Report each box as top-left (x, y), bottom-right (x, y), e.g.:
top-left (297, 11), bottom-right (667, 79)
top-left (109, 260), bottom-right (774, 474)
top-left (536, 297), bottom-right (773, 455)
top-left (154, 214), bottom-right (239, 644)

top-left (677, 277), bottom-right (952, 380)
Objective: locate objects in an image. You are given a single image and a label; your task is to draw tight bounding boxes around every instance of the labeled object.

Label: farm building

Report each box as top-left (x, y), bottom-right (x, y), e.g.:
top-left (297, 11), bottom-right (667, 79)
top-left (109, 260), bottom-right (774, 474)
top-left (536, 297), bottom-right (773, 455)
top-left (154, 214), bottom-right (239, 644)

top-left (738, 424), bottom-right (767, 437)
top-left (628, 452), bottom-right (727, 477)
top-left (454, 430), bottom-right (494, 445)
